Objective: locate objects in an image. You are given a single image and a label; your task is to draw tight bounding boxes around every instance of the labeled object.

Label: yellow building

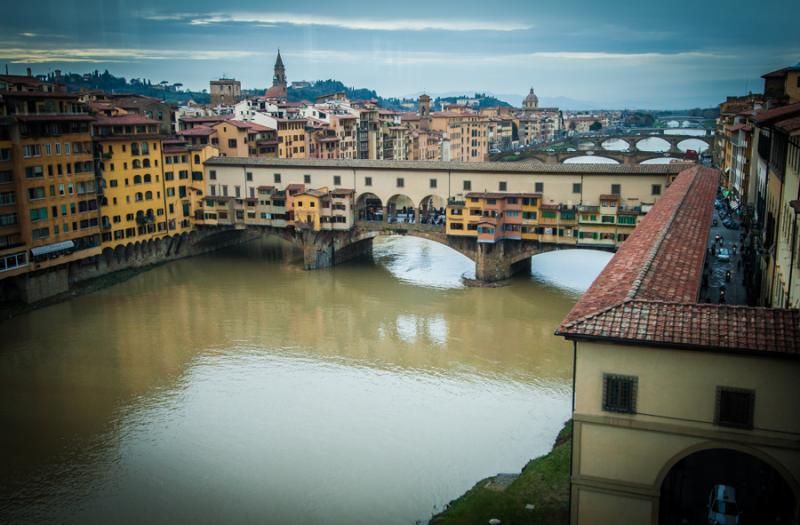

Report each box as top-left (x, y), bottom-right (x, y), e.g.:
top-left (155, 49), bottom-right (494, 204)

top-left (557, 166), bottom-right (800, 525)
top-left (95, 114), bottom-right (172, 247)
top-left (0, 84), bottom-right (101, 283)
top-left (293, 187), bottom-right (355, 231)
top-left (161, 140), bottom-right (219, 233)
top-left (277, 119), bottom-right (308, 159)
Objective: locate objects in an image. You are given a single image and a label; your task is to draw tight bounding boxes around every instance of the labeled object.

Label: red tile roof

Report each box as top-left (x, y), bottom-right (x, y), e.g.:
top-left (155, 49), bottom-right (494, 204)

top-left (755, 102), bottom-right (800, 124)
top-left (557, 165), bottom-right (800, 357)
top-left (95, 114), bottom-right (160, 126)
top-left (179, 125), bottom-right (215, 136)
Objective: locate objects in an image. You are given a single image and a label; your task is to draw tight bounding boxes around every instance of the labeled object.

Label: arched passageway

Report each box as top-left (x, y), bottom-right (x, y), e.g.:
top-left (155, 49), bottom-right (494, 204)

top-left (418, 195), bottom-right (446, 225)
top-left (659, 447), bottom-right (798, 525)
top-left (356, 192), bottom-right (383, 221)
top-left (387, 194), bottom-right (415, 224)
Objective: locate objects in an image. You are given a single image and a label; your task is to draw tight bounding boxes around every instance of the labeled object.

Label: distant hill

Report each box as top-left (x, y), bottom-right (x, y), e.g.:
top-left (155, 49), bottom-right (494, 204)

top-left (245, 79), bottom-right (415, 111)
top-left (54, 69), bottom-right (210, 104)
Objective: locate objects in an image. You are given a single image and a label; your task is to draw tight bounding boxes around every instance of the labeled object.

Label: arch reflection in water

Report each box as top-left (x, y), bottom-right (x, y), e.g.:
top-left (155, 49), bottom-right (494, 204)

top-left (0, 236), bottom-right (611, 525)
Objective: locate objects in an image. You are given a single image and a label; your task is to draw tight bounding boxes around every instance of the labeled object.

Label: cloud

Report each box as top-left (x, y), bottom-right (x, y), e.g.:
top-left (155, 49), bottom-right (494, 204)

top-left (20, 32), bottom-right (37, 38)
top-left (146, 11), bottom-right (531, 32)
top-left (0, 47), bottom-right (267, 63)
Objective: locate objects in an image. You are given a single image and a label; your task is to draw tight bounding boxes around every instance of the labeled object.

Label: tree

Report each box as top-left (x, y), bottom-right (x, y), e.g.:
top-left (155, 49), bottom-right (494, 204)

top-left (589, 121), bottom-right (602, 132)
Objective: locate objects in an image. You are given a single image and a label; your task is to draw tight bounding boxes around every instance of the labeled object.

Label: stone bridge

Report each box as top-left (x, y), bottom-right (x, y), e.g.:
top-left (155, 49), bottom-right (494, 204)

top-left (523, 150), bottom-right (693, 165)
top-left (238, 221), bottom-right (581, 282)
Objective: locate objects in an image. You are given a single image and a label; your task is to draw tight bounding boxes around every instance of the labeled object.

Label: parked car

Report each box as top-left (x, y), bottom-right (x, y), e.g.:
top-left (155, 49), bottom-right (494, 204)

top-left (707, 484), bottom-right (740, 525)
top-left (718, 248), bottom-right (731, 262)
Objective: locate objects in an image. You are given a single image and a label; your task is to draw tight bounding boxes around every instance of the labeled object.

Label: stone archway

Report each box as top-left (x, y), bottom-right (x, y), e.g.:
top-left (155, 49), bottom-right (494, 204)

top-left (418, 194), bottom-right (446, 225)
top-left (657, 445), bottom-right (798, 525)
top-left (355, 192), bottom-right (384, 221)
top-left (386, 194), bottom-right (416, 224)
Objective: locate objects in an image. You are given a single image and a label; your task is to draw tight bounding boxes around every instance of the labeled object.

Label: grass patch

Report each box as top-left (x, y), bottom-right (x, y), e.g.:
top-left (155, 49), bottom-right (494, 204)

top-left (430, 420), bottom-right (571, 525)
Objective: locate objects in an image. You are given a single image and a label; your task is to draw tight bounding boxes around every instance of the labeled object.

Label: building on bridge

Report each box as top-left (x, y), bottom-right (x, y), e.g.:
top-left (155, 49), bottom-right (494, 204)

top-left (557, 165), bottom-right (800, 524)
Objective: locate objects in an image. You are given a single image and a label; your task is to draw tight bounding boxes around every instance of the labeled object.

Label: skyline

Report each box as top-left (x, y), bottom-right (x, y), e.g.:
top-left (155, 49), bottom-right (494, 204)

top-left (2, 0), bottom-right (799, 108)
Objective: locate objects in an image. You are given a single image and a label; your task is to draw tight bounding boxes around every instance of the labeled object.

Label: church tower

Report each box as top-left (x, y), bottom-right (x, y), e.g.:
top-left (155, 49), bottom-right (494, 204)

top-left (418, 94), bottom-right (431, 130)
top-left (264, 50), bottom-right (288, 100)
top-left (272, 50), bottom-right (286, 89)
top-left (523, 87), bottom-right (539, 111)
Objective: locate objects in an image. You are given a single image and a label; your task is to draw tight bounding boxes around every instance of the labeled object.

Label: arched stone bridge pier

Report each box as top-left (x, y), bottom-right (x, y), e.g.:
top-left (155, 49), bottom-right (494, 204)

top-left (244, 222), bottom-right (570, 283)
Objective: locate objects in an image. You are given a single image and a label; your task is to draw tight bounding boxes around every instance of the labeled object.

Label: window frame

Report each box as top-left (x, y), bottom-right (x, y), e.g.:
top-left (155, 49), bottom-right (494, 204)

top-left (714, 386), bottom-right (755, 430)
top-left (602, 373), bottom-right (638, 414)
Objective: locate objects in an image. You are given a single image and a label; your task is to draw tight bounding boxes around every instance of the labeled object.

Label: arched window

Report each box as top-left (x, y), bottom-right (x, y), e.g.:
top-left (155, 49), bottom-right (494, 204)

top-left (132, 159), bottom-right (141, 169)
top-left (145, 191), bottom-right (153, 200)
top-left (100, 197), bottom-right (108, 206)
top-left (133, 175), bottom-right (142, 184)
top-left (143, 174), bottom-right (152, 183)
top-left (135, 192), bottom-right (143, 202)
top-left (142, 158), bottom-right (151, 168)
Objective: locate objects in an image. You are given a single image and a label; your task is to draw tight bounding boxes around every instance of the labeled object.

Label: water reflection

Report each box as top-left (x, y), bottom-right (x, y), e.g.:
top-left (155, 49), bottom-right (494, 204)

top-left (0, 236), bottom-right (610, 524)
top-left (564, 155), bottom-right (619, 164)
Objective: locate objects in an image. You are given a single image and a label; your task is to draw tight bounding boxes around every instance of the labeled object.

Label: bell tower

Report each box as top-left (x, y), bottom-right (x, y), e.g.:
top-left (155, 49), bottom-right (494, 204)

top-left (272, 49), bottom-right (286, 89)
top-left (419, 94), bottom-right (431, 130)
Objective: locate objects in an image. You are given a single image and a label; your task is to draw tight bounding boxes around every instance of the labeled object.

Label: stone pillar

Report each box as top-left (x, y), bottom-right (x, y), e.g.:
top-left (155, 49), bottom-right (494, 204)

top-left (474, 241), bottom-right (533, 282)
top-left (299, 230), bottom-right (374, 270)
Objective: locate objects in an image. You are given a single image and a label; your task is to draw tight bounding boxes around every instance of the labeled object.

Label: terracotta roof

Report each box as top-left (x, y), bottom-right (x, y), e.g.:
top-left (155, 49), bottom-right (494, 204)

top-left (298, 189), bottom-right (326, 198)
top-left (331, 188), bottom-right (355, 196)
top-left (775, 116), bottom-right (800, 134)
top-left (465, 192), bottom-right (526, 199)
top-left (257, 185), bottom-right (275, 191)
top-left (204, 157), bottom-right (688, 176)
top-left (599, 194), bottom-right (620, 201)
top-left (180, 115), bottom-right (232, 123)
top-left (94, 114), bottom-right (160, 126)
top-left (246, 122), bottom-right (275, 132)
top-left (179, 125), bottom-right (215, 136)
top-left (755, 102), bottom-right (800, 124)
top-left (557, 165), bottom-right (800, 356)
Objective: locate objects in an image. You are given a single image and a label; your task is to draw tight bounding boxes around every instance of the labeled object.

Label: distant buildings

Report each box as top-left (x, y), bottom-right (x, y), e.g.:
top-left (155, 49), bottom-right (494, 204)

top-left (209, 78), bottom-right (242, 106)
top-left (714, 62), bottom-right (800, 309)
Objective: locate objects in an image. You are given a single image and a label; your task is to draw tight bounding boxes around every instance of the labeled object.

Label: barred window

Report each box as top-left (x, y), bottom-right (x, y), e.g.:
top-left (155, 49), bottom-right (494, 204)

top-left (715, 387), bottom-right (755, 429)
top-left (602, 374), bottom-right (637, 413)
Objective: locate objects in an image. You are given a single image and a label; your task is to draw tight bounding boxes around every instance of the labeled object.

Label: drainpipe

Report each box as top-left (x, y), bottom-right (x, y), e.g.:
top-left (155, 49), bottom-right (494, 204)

top-left (568, 340), bottom-right (577, 522)
top-left (786, 199), bottom-right (799, 309)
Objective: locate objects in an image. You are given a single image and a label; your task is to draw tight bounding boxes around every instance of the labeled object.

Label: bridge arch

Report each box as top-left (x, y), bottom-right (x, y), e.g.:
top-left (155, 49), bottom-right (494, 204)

top-left (635, 137), bottom-right (671, 152)
top-left (600, 138), bottom-right (631, 151)
top-left (563, 153), bottom-right (620, 164)
top-left (677, 137), bottom-right (710, 153)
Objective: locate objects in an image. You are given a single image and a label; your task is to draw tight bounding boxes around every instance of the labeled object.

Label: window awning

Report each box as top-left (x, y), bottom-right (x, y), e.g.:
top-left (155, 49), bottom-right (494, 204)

top-left (31, 240), bottom-right (74, 257)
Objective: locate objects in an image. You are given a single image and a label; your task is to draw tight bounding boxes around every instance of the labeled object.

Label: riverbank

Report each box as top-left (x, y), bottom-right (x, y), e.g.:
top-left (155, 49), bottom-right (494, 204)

top-left (0, 263), bottom-right (160, 322)
top-left (429, 420), bottom-right (571, 525)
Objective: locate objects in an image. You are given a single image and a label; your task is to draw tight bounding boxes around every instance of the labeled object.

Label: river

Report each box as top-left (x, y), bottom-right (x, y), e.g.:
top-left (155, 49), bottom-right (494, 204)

top-left (0, 236), bottom-right (611, 524)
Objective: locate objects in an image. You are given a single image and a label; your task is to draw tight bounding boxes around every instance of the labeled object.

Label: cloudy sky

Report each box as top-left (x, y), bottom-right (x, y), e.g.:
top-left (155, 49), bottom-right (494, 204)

top-left (2, 0), bottom-right (798, 108)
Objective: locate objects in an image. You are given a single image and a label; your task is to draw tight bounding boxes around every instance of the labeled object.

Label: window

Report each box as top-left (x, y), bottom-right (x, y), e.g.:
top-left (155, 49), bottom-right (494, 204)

top-left (396, 177), bottom-right (404, 188)
top-left (25, 165), bottom-right (44, 178)
top-left (498, 181), bottom-right (507, 191)
top-left (364, 176), bottom-right (372, 186)
top-left (611, 184), bottom-right (621, 195)
top-left (573, 183), bottom-right (582, 194)
top-left (715, 387), bottom-right (755, 429)
top-left (652, 184), bottom-right (662, 196)
top-left (30, 207), bottom-right (48, 222)
top-left (333, 175), bottom-right (341, 186)
top-left (274, 173), bottom-right (281, 183)
top-left (535, 182), bottom-right (544, 193)
top-left (429, 178), bottom-right (438, 189)
top-left (247, 172), bottom-right (254, 182)
top-left (209, 170), bottom-right (217, 180)
top-left (602, 374), bottom-right (637, 413)
top-left (601, 215), bottom-right (615, 224)
top-left (27, 187), bottom-right (45, 200)
top-left (463, 180), bottom-right (471, 191)
top-left (304, 174), bottom-right (311, 184)
top-left (235, 186), bottom-right (241, 198)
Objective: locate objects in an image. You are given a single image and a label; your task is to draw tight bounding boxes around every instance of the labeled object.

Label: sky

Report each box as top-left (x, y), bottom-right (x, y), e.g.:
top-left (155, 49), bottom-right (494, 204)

top-left (1, 0), bottom-right (799, 109)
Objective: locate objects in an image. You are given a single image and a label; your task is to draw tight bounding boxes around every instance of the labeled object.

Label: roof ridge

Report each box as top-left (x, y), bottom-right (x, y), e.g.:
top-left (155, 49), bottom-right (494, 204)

top-left (626, 166), bottom-right (699, 301)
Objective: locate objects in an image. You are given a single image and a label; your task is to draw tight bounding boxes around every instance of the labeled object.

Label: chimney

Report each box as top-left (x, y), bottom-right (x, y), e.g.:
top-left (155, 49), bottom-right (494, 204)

top-left (26, 67), bottom-right (32, 77)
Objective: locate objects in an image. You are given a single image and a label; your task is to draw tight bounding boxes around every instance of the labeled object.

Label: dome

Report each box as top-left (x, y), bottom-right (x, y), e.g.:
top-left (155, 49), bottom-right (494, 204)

top-left (523, 87), bottom-right (539, 109)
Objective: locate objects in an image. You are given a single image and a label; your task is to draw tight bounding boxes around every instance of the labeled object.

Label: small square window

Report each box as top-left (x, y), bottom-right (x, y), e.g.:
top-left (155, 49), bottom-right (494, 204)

top-left (611, 184), bottom-right (621, 195)
top-left (274, 173), bottom-right (281, 183)
top-left (652, 184), bottom-right (662, 196)
top-left (573, 183), bottom-right (582, 194)
top-left (499, 181), bottom-right (507, 192)
top-left (246, 172), bottom-right (253, 181)
top-left (365, 176), bottom-right (372, 186)
top-left (430, 178), bottom-right (437, 189)
top-left (463, 180), bottom-right (472, 191)
top-left (715, 387), bottom-right (754, 429)
top-left (602, 373), bottom-right (637, 413)
top-left (333, 175), bottom-right (341, 186)
top-left (304, 174), bottom-right (311, 184)
top-left (396, 177), bottom-right (404, 188)
top-left (209, 170), bottom-right (217, 180)
top-left (535, 182), bottom-right (544, 193)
